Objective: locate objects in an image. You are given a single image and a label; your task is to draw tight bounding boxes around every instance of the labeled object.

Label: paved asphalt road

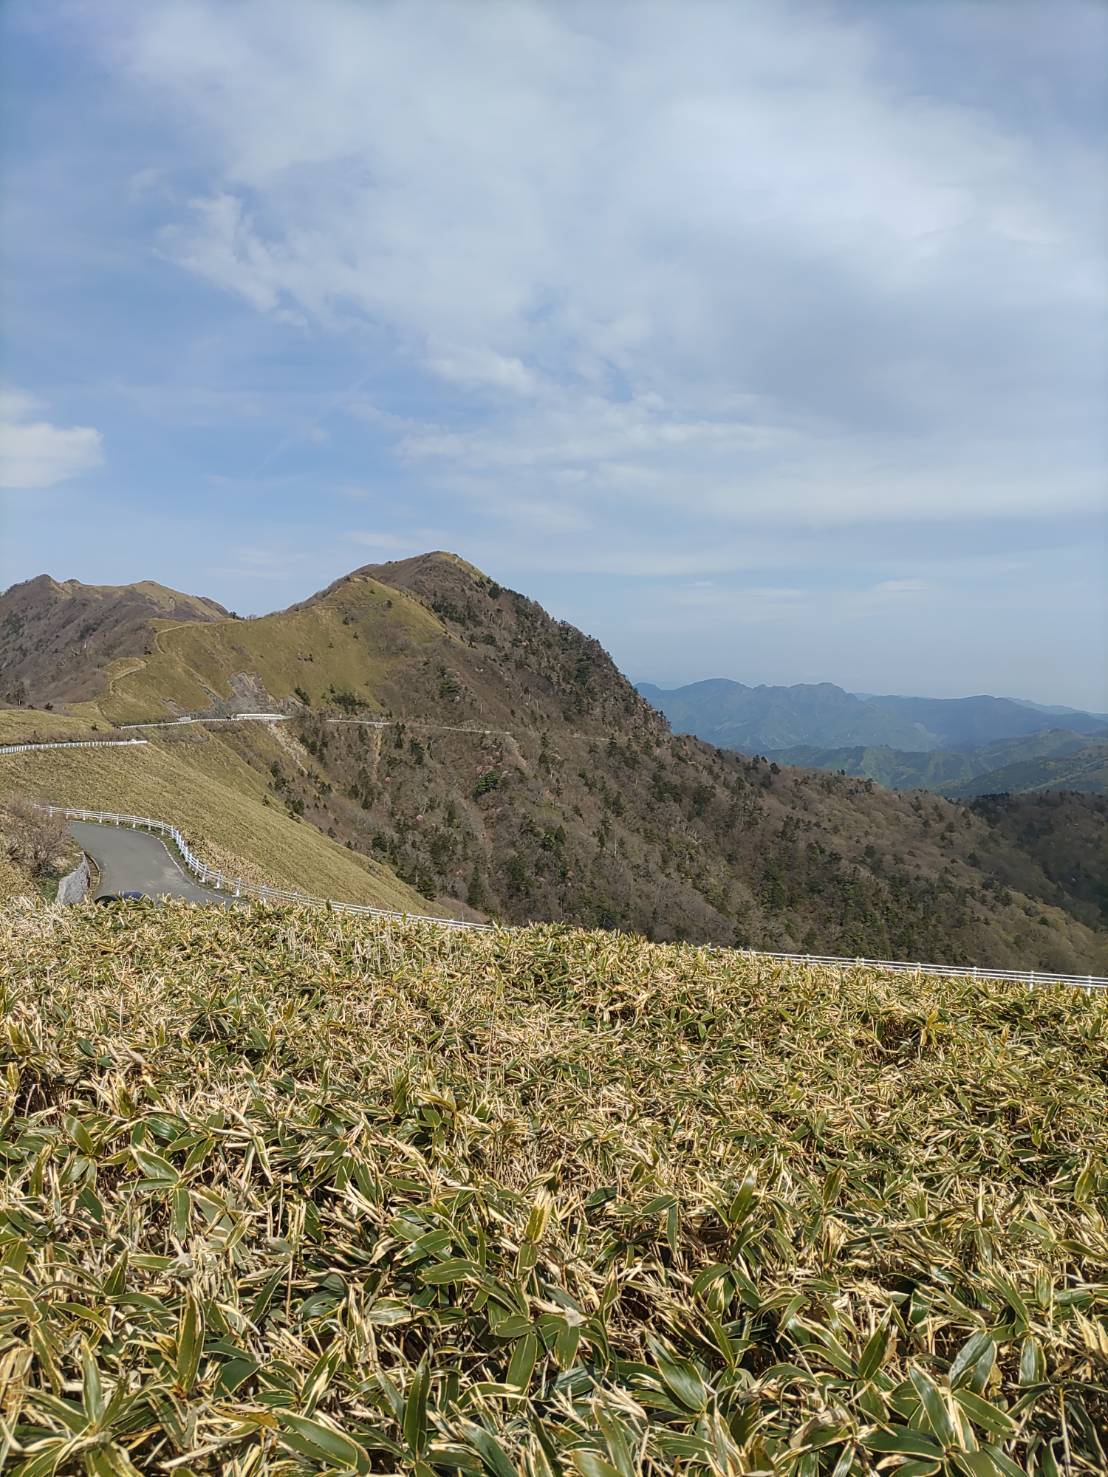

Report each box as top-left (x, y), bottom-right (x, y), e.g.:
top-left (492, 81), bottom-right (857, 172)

top-left (69, 820), bottom-right (229, 905)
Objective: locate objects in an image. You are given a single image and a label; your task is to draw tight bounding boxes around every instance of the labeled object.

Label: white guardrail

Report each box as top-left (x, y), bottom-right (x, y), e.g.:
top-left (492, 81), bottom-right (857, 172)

top-left (52, 805), bottom-right (488, 932)
top-left (0, 739), bottom-right (149, 755)
top-left (119, 714), bottom-right (287, 729)
top-left (48, 806), bottom-right (1108, 989)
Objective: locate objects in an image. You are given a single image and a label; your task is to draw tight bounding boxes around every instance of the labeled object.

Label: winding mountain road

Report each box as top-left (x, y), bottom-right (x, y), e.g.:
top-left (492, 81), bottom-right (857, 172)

top-left (69, 820), bottom-right (228, 905)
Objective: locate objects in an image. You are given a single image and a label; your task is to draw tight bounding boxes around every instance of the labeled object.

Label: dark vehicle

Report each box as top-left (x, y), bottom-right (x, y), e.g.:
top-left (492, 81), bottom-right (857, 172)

top-left (94, 891), bottom-right (147, 904)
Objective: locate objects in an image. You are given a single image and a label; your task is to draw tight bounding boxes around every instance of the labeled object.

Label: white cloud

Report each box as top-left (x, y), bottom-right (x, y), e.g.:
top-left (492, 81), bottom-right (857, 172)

top-left (0, 388), bottom-right (104, 490)
top-left (97, 0), bottom-right (1104, 534)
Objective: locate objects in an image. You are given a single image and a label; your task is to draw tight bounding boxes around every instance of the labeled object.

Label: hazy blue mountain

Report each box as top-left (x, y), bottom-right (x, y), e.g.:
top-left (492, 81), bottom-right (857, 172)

top-left (855, 693), bottom-right (1108, 747)
top-left (638, 678), bottom-right (1108, 755)
top-left (1009, 698), bottom-right (1108, 722)
top-left (636, 679), bottom-right (933, 751)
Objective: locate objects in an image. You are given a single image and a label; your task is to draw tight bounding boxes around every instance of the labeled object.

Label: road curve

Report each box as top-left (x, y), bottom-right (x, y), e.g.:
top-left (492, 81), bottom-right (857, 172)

top-left (69, 820), bottom-right (229, 905)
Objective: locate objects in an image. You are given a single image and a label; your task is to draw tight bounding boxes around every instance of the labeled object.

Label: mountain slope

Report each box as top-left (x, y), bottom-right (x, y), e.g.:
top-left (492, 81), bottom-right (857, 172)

top-left (769, 730), bottom-right (1108, 798)
top-left (0, 574), bottom-right (227, 708)
top-left (641, 677), bottom-right (1108, 752)
top-left (968, 792), bottom-right (1108, 932)
top-left (0, 723), bottom-right (447, 913)
top-left (943, 739), bottom-right (1108, 799)
top-left (41, 551), bottom-right (1103, 972)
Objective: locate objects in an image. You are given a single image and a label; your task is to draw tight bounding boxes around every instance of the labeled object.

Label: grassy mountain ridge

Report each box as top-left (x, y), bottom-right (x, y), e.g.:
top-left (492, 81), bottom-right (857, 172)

top-left (0, 574), bottom-right (227, 708)
top-left (3, 553), bottom-right (1106, 969)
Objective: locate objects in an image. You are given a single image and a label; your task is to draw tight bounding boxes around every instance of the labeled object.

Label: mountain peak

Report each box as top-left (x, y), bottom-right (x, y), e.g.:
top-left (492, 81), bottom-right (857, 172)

top-left (298, 551), bottom-right (496, 612)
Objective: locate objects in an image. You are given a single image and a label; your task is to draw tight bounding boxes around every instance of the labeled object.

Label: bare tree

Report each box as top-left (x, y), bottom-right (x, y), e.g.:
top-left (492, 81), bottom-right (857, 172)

top-left (1, 796), bottom-right (70, 877)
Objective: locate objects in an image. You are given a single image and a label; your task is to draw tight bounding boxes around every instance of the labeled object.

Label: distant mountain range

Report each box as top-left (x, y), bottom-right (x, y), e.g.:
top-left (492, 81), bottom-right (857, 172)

top-left (637, 679), bottom-right (1108, 796)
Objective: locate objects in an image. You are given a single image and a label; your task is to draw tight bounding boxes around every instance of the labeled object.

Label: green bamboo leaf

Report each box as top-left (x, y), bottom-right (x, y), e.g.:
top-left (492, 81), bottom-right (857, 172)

top-left (80, 1342), bottom-right (104, 1423)
top-left (648, 1340), bottom-right (709, 1412)
top-left (570, 1454), bottom-right (624, 1477)
top-left (666, 1201), bottom-right (679, 1256)
top-left (171, 1185), bottom-right (190, 1240)
top-left (858, 1316), bottom-right (894, 1380)
top-left (1018, 1336), bottom-right (1045, 1386)
top-left (951, 1450), bottom-right (1008, 1476)
top-left (594, 1403), bottom-right (636, 1477)
top-left (404, 1356), bottom-right (430, 1457)
top-left (249, 1268), bottom-right (285, 1325)
top-left (506, 1331), bottom-right (538, 1392)
top-left (460, 1422), bottom-right (518, 1477)
top-left (862, 1428), bottom-right (944, 1459)
top-left (29, 1394), bottom-right (88, 1435)
top-left (981, 1446), bottom-right (1033, 1477)
top-left (727, 1170), bottom-right (757, 1225)
top-left (131, 1146), bottom-right (179, 1186)
top-left (909, 1367), bottom-right (957, 1446)
top-left (217, 1357), bottom-right (259, 1395)
top-left (953, 1388), bottom-right (1017, 1438)
top-left (989, 1275), bottom-right (1031, 1333)
top-left (692, 1263), bottom-right (730, 1297)
top-left (555, 1322), bottom-right (581, 1369)
top-left (420, 1257), bottom-right (481, 1284)
top-left (102, 1252), bottom-right (128, 1299)
top-left (176, 1292), bottom-right (203, 1394)
top-left (489, 1313), bottom-right (532, 1339)
top-left (64, 1115), bottom-right (96, 1155)
top-left (948, 1331), bottom-right (994, 1390)
top-left (12, 1437), bottom-right (74, 1477)
top-left (276, 1412), bottom-right (371, 1472)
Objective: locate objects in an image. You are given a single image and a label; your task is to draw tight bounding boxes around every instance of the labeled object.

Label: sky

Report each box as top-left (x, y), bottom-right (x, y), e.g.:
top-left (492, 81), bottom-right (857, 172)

top-left (1, 1), bottom-right (1105, 709)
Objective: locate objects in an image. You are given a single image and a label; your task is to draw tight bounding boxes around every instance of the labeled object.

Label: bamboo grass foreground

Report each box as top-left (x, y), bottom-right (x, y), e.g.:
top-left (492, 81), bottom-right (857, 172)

top-left (1, 903), bottom-right (1106, 1475)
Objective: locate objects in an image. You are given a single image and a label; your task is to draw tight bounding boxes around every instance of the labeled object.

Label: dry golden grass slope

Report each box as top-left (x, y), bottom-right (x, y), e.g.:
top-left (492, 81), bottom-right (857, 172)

top-left (1, 902), bottom-right (1106, 1473)
top-left (73, 574), bottom-right (444, 726)
top-left (0, 725), bottom-right (448, 913)
top-left (0, 710), bottom-right (103, 744)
